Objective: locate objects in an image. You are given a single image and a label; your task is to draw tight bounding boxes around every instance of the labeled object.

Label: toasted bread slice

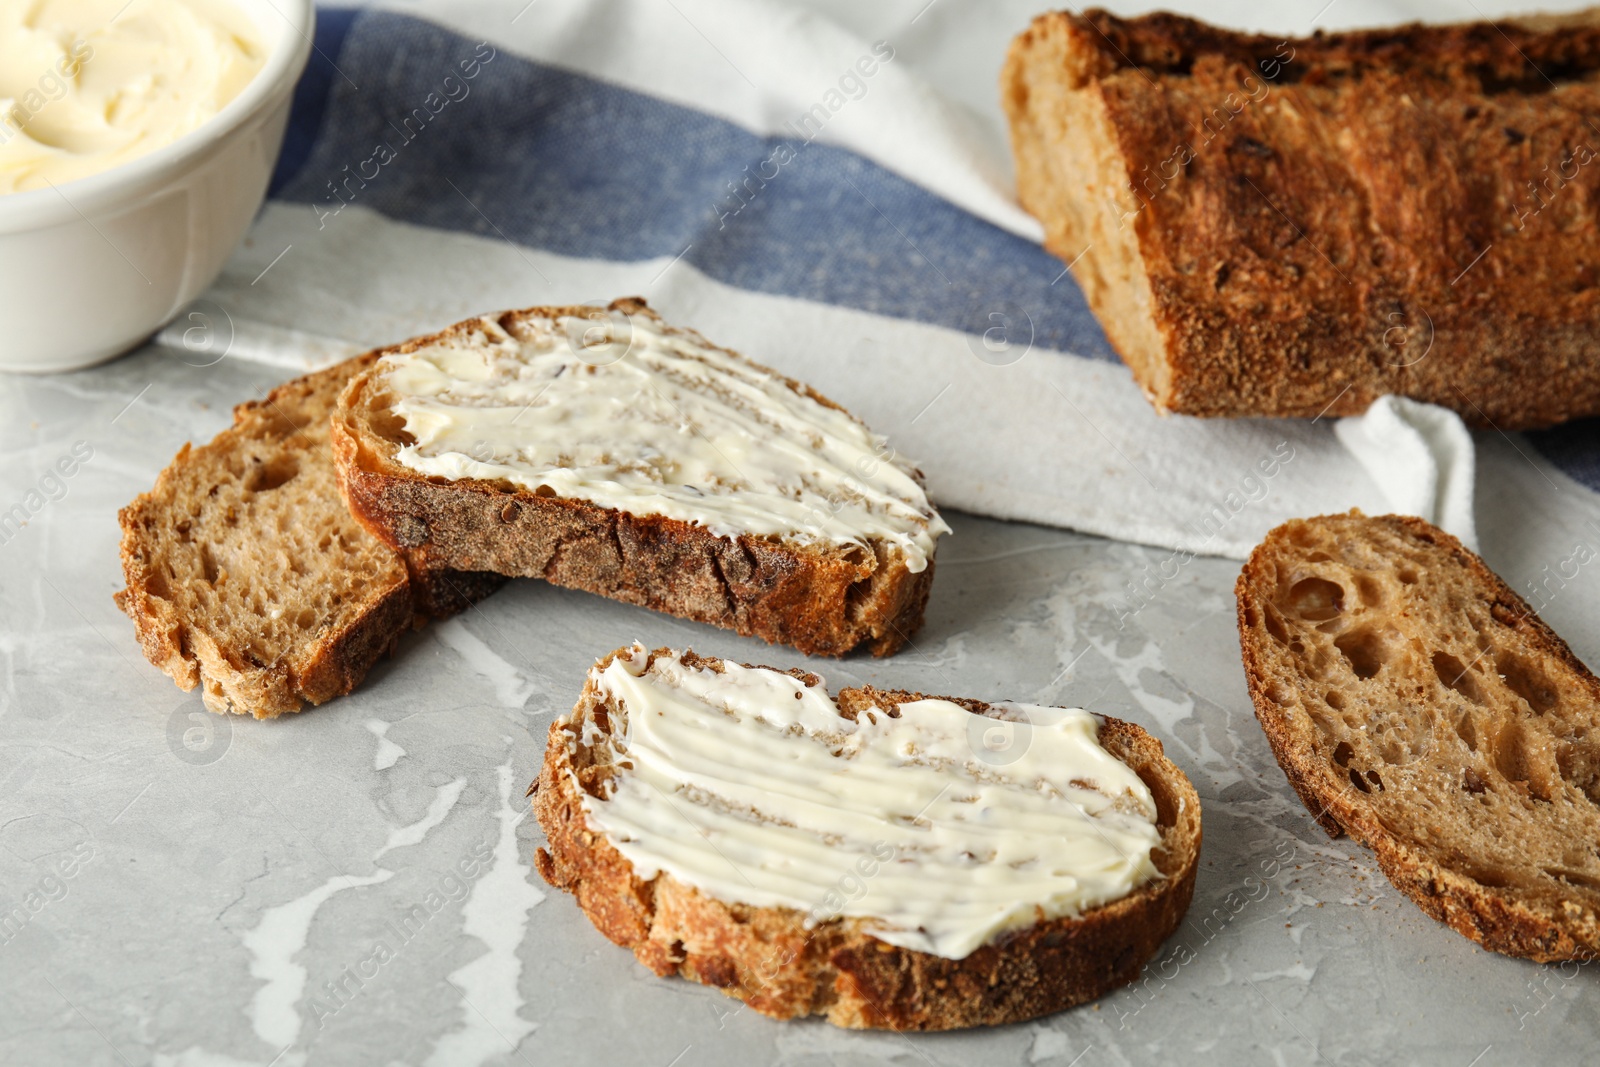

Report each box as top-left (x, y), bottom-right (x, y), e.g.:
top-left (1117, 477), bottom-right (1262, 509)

top-left (116, 356), bottom-right (504, 719)
top-left (331, 299), bottom-right (945, 658)
top-left (1237, 511), bottom-right (1600, 961)
top-left (1002, 9), bottom-right (1600, 428)
top-left (531, 645), bottom-right (1201, 1030)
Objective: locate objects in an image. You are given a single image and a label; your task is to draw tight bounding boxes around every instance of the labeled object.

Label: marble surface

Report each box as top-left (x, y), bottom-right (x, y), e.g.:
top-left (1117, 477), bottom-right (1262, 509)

top-left (2, 345), bottom-right (1597, 1067)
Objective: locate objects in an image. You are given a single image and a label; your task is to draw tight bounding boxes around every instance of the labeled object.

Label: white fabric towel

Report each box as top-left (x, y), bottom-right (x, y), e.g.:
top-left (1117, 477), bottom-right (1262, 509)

top-left (1336, 397), bottom-right (1480, 551)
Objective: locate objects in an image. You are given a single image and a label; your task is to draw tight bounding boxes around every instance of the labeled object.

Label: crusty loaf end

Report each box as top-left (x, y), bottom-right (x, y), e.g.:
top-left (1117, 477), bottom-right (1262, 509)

top-left (1005, 9), bottom-right (1600, 428)
top-left (1002, 12), bottom-right (1173, 406)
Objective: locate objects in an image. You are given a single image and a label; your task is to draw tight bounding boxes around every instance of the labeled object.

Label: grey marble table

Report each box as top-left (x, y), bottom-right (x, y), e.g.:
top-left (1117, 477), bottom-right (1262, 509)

top-left (0, 344), bottom-right (1593, 1066)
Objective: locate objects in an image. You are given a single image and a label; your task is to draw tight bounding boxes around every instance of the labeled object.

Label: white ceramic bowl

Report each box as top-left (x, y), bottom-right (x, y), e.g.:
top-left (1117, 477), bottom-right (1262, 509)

top-left (0, 0), bottom-right (314, 373)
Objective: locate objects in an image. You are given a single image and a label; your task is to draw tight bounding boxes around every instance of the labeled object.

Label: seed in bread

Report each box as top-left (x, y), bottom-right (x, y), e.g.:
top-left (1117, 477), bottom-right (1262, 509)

top-left (116, 356), bottom-right (503, 719)
top-left (1237, 511), bottom-right (1600, 961)
top-left (1002, 9), bottom-right (1600, 429)
top-left (332, 298), bottom-right (947, 657)
top-left (531, 644), bottom-right (1202, 1030)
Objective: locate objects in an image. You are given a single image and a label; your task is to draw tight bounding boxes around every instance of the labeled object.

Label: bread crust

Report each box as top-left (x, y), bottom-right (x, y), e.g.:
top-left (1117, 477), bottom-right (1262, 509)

top-left (331, 299), bottom-right (937, 658)
top-left (1237, 511), bottom-right (1600, 961)
top-left (1004, 9), bottom-right (1600, 429)
top-left (116, 356), bottom-right (503, 719)
top-left (532, 647), bottom-right (1202, 1030)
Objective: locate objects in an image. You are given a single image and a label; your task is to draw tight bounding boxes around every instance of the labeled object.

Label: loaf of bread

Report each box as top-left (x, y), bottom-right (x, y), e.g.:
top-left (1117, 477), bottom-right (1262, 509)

top-left (1003, 9), bottom-right (1600, 429)
top-left (531, 645), bottom-right (1201, 1029)
top-left (1237, 511), bottom-right (1600, 960)
top-left (331, 299), bottom-right (946, 657)
top-left (116, 356), bottom-right (503, 718)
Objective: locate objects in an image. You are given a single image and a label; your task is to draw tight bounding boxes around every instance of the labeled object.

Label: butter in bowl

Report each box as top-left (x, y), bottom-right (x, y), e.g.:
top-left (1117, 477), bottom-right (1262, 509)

top-left (0, 0), bottom-right (311, 372)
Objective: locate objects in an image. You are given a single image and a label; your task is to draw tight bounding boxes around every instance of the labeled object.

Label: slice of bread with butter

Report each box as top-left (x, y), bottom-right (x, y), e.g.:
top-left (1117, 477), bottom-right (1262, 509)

top-left (531, 644), bottom-right (1201, 1030)
top-left (331, 298), bottom-right (947, 657)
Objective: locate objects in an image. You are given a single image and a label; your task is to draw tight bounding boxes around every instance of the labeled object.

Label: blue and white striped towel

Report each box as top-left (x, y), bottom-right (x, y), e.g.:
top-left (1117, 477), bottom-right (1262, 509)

top-left (158, 0), bottom-right (1600, 650)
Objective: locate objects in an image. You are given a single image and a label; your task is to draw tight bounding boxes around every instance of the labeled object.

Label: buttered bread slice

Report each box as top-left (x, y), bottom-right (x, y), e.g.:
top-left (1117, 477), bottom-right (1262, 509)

top-left (531, 645), bottom-right (1201, 1030)
top-left (332, 298), bottom-right (947, 657)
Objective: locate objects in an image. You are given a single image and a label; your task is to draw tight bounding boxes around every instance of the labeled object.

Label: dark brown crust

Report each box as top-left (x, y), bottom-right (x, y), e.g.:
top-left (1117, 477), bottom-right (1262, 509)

top-left (331, 299), bottom-right (938, 658)
top-left (1004, 9), bottom-right (1600, 429)
top-left (1237, 511), bottom-right (1600, 961)
top-left (116, 356), bottom-right (504, 719)
top-left (532, 646), bottom-right (1202, 1030)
